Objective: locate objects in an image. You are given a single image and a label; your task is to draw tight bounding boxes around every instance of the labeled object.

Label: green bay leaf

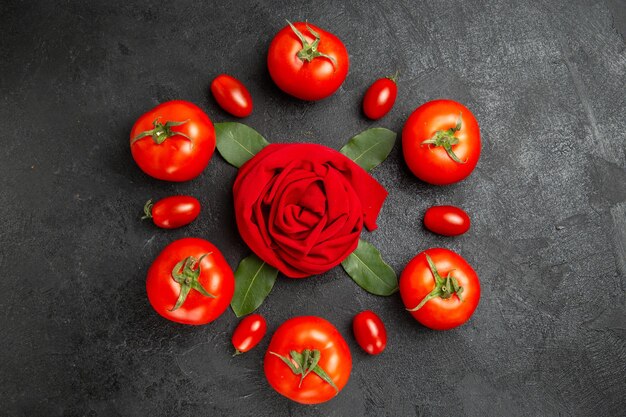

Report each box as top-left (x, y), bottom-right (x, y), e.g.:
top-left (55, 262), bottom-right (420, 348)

top-left (341, 239), bottom-right (398, 296)
top-left (230, 254), bottom-right (279, 317)
top-left (215, 122), bottom-right (269, 168)
top-left (339, 127), bottom-right (396, 172)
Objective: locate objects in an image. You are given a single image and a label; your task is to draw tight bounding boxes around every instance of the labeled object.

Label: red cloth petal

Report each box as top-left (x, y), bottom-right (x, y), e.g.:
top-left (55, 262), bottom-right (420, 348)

top-left (233, 143), bottom-right (387, 278)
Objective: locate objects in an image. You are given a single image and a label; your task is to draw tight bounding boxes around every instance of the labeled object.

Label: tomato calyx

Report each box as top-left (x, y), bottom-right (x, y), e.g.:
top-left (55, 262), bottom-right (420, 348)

top-left (407, 254), bottom-right (464, 312)
top-left (421, 113), bottom-right (466, 164)
top-left (287, 20), bottom-right (337, 68)
top-left (170, 254), bottom-right (215, 311)
top-left (141, 199), bottom-right (153, 220)
top-left (386, 71), bottom-right (399, 83)
top-left (131, 118), bottom-right (191, 145)
top-left (269, 349), bottom-right (338, 392)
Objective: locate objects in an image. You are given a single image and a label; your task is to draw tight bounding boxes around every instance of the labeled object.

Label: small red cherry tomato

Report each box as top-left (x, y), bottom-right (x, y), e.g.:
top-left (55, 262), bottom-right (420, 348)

top-left (142, 196), bottom-right (200, 229)
top-left (362, 75), bottom-right (397, 120)
top-left (423, 205), bottom-right (471, 236)
top-left (232, 314), bottom-right (267, 355)
top-left (352, 311), bottom-right (387, 355)
top-left (210, 74), bottom-right (253, 118)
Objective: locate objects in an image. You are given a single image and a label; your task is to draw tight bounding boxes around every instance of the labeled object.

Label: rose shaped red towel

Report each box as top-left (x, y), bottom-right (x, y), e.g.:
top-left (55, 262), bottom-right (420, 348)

top-left (234, 143), bottom-right (388, 278)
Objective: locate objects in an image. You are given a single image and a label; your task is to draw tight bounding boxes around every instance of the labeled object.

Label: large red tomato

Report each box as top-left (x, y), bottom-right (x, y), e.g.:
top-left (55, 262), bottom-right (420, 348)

top-left (264, 316), bottom-right (352, 404)
top-left (402, 100), bottom-right (480, 185)
top-left (146, 238), bottom-right (234, 325)
top-left (268, 21), bottom-right (349, 101)
top-left (399, 248), bottom-right (480, 330)
top-left (130, 100), bottom-right (215, 182)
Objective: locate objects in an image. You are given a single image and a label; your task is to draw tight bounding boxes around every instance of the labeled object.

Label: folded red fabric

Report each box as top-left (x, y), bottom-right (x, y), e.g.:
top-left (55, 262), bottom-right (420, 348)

top-left (234, 143), bottom-right (388, 278)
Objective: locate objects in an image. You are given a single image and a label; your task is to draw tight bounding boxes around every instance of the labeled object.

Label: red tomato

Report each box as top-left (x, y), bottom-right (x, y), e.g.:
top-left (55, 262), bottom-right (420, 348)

top-left (362, 75), bottom-right (397, 120)
top-left (264, 316), bottom-right (351, 404)
top-left (210, 74), bottom-right (253, 118)
top-left (400, 248), bottom-right (480, 330)
top-left (146, 238), bottom-right (234, 325)
top-left (402, 99), bottom-right (480, 185)
top-left (142, 196), bottom-right (200, 229)
top-left (130, 100), bottom-right (215, 182)
top-left (352, 311), bottom-right (387, 355)
top-left (423, 205), bottom-right (471, 236)
top-left (232, 314), bottom-right (267, 355)
top-left (268, 21), bottom-right (349, 101)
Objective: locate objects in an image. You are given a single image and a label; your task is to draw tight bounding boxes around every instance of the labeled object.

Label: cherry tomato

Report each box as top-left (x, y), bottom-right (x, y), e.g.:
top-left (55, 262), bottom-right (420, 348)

top-left (142, 196), bottom-right (200, 229)
top-left (399, 248), bottom-right (480, 330)
top-left (423, 205), bottom-right (471, 236)
top-left (146, 238), bottom-right (234, 325)
top-left (232, 314), bottom-right (267, 355)
top-left (353, 311), bottom-right (387, 355)
top-left (402, 99), bottom-right (480, 185)
top-left (210, 74), bottom-right (253, 118)
top-left (362, 75), bottom-right (397, 120)
top-left (264, 316), bottom-right (351, 404)
top-left (130, 100), bottom-right (215, 182)
top-left (268, 21), bottom-right (349, 101)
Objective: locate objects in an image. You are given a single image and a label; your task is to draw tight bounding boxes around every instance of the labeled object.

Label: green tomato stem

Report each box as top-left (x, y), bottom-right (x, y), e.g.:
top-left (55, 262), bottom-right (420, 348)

top-left (407, 253), bottom-right (464, 312)
top-left (169, 253), bottom-right (215, 311)
top-left (286, 20), bottom-right (337, 69)
top-left (142, 199), bottom-right (153, 220)
top-left (420, 113), bottom-right (466, 164)
top-left (131, 118), bottom-right (191, 145)
top-left (269, 349), bottom-right (338, 393)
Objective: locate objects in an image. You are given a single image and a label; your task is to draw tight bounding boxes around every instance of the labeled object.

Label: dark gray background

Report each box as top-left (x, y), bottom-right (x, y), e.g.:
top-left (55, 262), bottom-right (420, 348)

top-left (1, 0), bottom-right (625, 416)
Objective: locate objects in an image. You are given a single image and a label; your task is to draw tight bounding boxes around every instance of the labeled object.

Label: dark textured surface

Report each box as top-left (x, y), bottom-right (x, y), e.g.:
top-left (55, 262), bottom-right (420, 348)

top-left (1, 0), bottom-right (625, 416)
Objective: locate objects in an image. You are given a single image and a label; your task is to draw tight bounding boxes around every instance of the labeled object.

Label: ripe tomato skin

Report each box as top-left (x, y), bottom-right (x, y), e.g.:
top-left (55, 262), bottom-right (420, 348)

top-left (399, 248), bottom-right (480, 330)
top-left (146, 238), bottom-right (234, 325)
top-left (402, 99), bottom-right (480, 185)
top-left (130, 100), bottom-right (215, 182)
top-left (210, 74), bottom-right (253, 118)
top-left (264, 316), bottom-right (352, 404)
top-left (232, 314), bottom-right (267, 354)
top-left (362, 77), bottom-right (397, 120)
top-left (423, 205), bottom-right (471, 236)
top-left (268, 22), bottom-right (349, 101)
top-left (353, 311), bottom-right (387, 355)
top-left (146, 196), bottom-right (200, 229)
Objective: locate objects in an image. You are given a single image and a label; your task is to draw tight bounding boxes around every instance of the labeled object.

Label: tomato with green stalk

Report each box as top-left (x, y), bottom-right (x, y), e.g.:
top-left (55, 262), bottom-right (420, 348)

top-left (400, 248), bottom-right (480, 330)
top-left (268, 21), bottom-right (349, 101)
top-left (146, 238), bottom-right (234, 325)
top-left (130, 100), bottom-right (215, 182)
top-left (264, 316), bottom-right (351, 404)
top-left (402, 99), bottom-right (481, 185)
